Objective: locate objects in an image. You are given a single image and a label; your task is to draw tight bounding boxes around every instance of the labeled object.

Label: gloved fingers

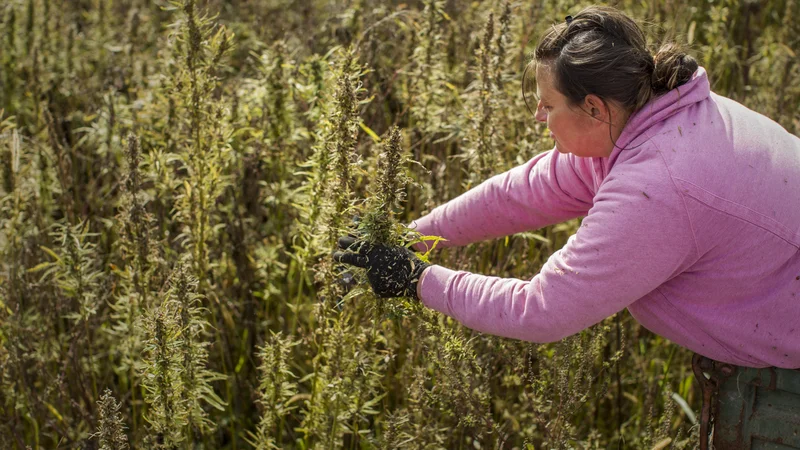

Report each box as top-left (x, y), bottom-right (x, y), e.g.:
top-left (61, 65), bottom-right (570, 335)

top-left (337, 235), bottom-right (371, 253)
top-left (332, 251), bottom-right (369, 268)
top-left (337, 235), bottom-right (356, 250)
top-left (336, 268), bottom-right (357, 288)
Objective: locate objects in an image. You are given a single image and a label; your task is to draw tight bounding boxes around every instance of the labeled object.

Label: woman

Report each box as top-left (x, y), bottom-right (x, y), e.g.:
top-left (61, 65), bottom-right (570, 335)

top-left (333, 6), bottom-right (800, 370)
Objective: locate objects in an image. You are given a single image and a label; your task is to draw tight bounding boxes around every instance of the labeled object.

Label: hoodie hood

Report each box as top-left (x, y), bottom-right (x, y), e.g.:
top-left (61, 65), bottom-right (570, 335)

top-left (604, 67), bottom-right (711, 171)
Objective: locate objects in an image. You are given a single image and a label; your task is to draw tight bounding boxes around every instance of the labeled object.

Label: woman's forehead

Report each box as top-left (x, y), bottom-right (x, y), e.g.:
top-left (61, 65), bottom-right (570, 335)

top-left (534, 64), bottom-right (557, 99)
top-left (523, 60), bottom-right (559, 104)
top-left (535, 64), bottom-right (556, 87)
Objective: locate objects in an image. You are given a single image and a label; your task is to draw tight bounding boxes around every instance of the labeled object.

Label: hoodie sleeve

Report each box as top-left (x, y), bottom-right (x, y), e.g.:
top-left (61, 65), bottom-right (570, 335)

top-left (416, 156), bottom-right (698, 342)
top-left (409, 149), bottom-right (596, 250)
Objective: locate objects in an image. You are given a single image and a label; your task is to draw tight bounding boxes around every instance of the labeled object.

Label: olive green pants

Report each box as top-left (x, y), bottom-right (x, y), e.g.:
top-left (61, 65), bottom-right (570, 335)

top-left (693, 354), bottom-right (800, 449)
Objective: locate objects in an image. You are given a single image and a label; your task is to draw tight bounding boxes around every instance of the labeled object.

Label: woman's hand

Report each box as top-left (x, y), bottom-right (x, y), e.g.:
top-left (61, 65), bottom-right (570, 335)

top-left (333, 236), bottom-right (430, 300)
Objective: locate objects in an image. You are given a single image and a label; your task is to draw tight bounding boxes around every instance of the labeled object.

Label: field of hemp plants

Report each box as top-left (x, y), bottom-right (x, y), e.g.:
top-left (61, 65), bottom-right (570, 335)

top-left (0, 0), bottom-right (798, 448)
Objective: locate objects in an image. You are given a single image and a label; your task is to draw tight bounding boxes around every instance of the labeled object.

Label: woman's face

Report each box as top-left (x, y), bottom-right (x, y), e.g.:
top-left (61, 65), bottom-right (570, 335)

top-left (534, 63), bottom-right (624, 158)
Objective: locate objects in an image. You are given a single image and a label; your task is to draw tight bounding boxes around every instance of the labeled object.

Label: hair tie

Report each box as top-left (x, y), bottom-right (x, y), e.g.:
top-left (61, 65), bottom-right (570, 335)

top-left (565, 15), bottom-right (574, 24)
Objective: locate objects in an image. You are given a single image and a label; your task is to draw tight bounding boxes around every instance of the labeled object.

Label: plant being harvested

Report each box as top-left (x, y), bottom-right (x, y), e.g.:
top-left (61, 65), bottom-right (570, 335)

top-left (359, 126), bottom-right (410, 246)
top-left (351, 126), bottom-right (445, 322)
top-left (300, 49), bottom-right (365, 449)
top-left (312, 49), bottom-right (362, 303)
top-left (359, 126), bottom-right (441, 264)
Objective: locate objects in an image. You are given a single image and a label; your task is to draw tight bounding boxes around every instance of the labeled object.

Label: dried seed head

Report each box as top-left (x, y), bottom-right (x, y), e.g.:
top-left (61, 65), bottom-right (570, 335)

top-left (377, 126), bottom-right (404, 215)
top-left (365, 126), bottom-right (408, 244)
top-left (494, 2), bottom-right (512, 90)
top-left (95, 388), bottom-right (130, 450)
top-left (124, 134), bottom-right (141, 195)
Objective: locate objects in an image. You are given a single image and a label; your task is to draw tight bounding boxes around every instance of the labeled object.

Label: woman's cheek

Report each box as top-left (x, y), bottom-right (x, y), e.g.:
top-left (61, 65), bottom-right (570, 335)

top-left (548, 114), bottom-right (559, 135)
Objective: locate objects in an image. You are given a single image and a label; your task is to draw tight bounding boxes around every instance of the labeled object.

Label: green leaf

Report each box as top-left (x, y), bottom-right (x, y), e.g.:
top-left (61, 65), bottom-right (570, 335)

top-left (514, 232), bottom-right (551, 245)
top-left (27, 262), bottom-right (53, 273)
top-left (671, 392), bottom-right (697, 425)
top-left (360, 393), bottom-right (387, 414)
top-left (358, 122), bottom-right (381, 143)
top-left (200, 387), bottom-right (227, 411)
top-left (39, 245), bottom-right (61, 262)
top-left (44, 402), bottom-right (63, 422)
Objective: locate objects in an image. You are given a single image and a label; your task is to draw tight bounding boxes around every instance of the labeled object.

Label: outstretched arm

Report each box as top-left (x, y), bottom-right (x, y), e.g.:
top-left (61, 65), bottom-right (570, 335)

top-left (410, 149), bottom-right (597, 250)
top-left (416, 161), bottom-right (698, 342)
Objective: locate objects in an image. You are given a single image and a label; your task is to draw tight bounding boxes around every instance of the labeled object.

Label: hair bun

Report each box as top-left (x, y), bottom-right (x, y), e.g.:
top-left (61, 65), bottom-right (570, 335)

top-left (651, 42), bottom-right (699, 94)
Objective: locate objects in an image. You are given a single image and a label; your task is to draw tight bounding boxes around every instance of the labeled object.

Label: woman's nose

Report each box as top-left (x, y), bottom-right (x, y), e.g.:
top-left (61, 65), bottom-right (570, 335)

top-left (535, 102), bottom-right (547, 123)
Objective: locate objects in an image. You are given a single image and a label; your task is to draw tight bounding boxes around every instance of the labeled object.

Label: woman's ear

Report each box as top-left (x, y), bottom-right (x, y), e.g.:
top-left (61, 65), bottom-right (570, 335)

top-left (583, 94), bottom-right (608, 122)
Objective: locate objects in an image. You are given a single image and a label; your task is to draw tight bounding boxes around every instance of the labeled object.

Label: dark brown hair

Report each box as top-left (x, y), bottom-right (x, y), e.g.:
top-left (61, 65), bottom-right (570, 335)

top-left (522, 6), bottom-right (699, 116)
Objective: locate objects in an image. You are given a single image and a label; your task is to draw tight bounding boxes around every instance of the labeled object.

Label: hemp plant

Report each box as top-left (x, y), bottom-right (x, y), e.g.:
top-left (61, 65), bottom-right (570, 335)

top-left (139, 299), bottom-right (182, 448)
top-left (407, 0), bottom-right (451, 136)
top-left (0, 120), bottom-right (27, 306)
top-left (248, 331), bottom-right (298, 449)
top-left (310, 49), bottom-right (362, 303)
top-left (171, 263), bottom-right (226, 440)
top-left (116, 134), bottom-right (159, 304)
top-left (40, 220), bottom-right (103, 339)
top-left (138, 261), bottom-right (225, 447)
top-left (106, 133), bottom-right (165, 433)
top-left (169, 0), bottom-right (234, 289)
top-left (2, 6), bottom-right (18, 116)
top-left (293, 54), bottom-right (334, 264)
top-left (359, 126), bottom-right (409, 246)
top-left (301, 49), bottom-right (364, 447)
top-left (467, 11), bottom-right (500, 185)
top-left (93, 388), bottom-right (130, 450)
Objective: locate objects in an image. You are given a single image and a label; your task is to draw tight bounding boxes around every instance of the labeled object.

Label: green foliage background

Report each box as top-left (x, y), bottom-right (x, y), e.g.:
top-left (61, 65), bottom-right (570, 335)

top-left (0, 0), bottom-right (797, 448)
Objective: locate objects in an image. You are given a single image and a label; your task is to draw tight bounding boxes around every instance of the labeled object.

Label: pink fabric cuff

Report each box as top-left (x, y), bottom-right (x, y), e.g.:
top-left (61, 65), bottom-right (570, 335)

top-left (418, 265), bottom-right (457, 316)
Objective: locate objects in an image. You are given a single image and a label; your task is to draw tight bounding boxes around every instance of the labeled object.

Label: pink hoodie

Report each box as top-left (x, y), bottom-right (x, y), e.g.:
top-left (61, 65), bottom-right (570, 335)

top-left (410, 67), bottom-right (800, 368)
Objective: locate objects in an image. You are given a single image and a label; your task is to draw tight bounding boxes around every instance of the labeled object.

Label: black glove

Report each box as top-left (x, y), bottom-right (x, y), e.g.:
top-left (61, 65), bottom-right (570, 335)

top-left (333, 235), bottom-right (431, 300)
